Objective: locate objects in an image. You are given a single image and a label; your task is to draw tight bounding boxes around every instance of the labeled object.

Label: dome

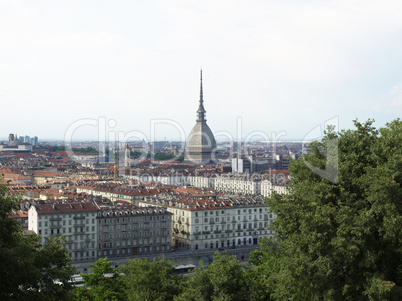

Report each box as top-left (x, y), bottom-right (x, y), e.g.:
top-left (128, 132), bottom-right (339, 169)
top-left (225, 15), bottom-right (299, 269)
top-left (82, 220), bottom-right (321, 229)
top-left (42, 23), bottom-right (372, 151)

top-left (187, 122), bottom-right (216, 150)
top-left (184, 70), bottom-right (217, 164)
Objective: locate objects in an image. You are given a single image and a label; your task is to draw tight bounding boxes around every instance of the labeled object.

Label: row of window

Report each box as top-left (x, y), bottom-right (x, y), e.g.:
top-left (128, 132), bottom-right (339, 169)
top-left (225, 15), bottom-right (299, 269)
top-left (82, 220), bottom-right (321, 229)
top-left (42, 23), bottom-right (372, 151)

top-left (38, 226), bottom-right (96, 235)
top-left (98, 230), bottom-right (170, 240)
top-left (98, 221), bottom-right (167, 231)
top-left (39, 219), bottom-right (94, 227)
top-left (99, 237), bottom-right (168, 248)
top-left (39, 213), bottom-right (96, 219)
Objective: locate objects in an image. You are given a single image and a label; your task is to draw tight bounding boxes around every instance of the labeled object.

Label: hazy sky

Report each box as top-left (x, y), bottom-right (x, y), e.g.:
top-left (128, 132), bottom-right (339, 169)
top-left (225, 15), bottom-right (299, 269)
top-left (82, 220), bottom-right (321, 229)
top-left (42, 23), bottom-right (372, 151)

top-left (1, 0), bottom-right (401, 142)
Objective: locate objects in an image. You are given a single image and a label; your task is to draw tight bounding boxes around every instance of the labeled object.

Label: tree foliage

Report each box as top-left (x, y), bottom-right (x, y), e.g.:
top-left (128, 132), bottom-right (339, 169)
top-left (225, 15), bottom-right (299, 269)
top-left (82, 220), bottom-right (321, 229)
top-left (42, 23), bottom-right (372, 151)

top-left (266, 119), bottom-right (402, 300)
top-left (0, 182), bottom-right (76, 300)
top-left (177, 251), bottom-right (250, 301)
top-left (246, 238), bottom-right (280, 301)
top-left (75, 257), bottom-right (126, 301)
top-left (123, 256), bottom-right (183, 301)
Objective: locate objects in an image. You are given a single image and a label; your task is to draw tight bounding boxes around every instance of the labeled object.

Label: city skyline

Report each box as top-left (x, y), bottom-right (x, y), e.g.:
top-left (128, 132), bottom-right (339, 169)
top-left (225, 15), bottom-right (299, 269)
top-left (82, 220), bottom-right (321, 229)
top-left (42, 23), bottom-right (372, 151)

top-left (1, 1), bottom-right (401, 141)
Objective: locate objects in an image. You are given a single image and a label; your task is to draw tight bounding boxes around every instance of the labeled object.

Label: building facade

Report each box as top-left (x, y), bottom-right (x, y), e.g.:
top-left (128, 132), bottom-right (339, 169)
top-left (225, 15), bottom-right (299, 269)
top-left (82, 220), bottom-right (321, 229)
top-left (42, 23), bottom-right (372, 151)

top-left (140, 195), bottom-right (275, 251)
top-left (96, 206), bottom-right (172, 258)
top-left (28, 201), bottom-right (99, 262)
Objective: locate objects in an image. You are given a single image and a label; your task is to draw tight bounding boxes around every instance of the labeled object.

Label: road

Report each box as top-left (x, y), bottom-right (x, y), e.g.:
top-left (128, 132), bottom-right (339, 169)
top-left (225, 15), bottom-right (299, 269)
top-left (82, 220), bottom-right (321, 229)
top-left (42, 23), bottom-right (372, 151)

top-left (72, 245), bottom-right (260, 273)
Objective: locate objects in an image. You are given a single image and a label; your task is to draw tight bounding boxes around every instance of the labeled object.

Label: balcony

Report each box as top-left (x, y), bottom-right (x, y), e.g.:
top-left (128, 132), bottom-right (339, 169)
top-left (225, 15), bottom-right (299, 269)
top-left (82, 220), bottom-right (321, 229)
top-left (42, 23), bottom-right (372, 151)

top-left (50, 217), bottom-right (62, 221)
top-left (74, 216), bottom-right (85, 220)
top-left (225, 230), bottom-right (232, 233)
top-left (213, 230), bottom-right (221, 234)
top-left (50, 225), bottom-right (62, 229)
top-left (73, 223), bottom-right (85, 227)
top-left (209, 221), bottom-right (215, 224)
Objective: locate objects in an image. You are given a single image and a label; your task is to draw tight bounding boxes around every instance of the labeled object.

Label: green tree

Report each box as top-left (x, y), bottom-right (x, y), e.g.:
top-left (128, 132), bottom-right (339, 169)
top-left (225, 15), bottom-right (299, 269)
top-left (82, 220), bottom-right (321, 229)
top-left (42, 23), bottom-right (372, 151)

top-left (266, 119), bottom-right (402, 300)
top-left (177, 251), bottom-right (249, 301)
top-left (123, 256), bottom-right (183, 301)
top-left (75, 257), bottom-right (126, 301)
top-left (0, 182), bottom-right (76, 300)
top-left (246, 238), bottom-right (280, 301)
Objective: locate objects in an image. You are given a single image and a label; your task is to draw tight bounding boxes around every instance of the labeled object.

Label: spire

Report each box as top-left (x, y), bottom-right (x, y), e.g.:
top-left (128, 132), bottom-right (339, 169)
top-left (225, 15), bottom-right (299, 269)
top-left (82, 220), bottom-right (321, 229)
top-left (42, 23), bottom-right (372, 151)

top-left (197, 69), bottom-right (206, 122)
top-left (200, 69), bottom-right (203, 105)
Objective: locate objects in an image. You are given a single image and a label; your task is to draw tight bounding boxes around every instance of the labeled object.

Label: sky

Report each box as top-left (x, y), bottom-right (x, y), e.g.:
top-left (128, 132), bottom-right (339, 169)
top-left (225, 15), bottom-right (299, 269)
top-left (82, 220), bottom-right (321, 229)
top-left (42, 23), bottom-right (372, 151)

top-left (0, 0), bottom-right (401, 143)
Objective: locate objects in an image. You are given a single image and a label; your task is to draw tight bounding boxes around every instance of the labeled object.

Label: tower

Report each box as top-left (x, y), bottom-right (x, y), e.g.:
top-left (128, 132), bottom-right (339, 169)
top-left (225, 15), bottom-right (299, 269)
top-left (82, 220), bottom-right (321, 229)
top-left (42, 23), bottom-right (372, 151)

top-left (114, 142), bottom-right (119, 182)
top-left (184, 70), bottom-right (217, 164)
top-left (124, 144), bottom-right (130, 168)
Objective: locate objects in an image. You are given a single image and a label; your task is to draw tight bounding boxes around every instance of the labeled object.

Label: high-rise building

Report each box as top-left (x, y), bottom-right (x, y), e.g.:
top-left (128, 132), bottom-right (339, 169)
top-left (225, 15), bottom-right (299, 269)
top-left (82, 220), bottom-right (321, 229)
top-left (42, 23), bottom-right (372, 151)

top-left (232, 156), bottom-right (252, 173)
top-left (185, 70), bottom-right (217, 164)
top-left (32, 136), bottom-right (38, 146)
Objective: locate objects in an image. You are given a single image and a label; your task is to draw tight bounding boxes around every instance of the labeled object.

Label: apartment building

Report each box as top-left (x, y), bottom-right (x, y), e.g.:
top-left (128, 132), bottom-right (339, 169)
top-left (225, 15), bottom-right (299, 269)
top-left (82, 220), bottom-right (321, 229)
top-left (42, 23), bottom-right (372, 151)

top-left (140, 195), bottom-right (275, 251)
top-left (27, 198), bottom-right (173, 262)
top-left (97, 204), bottom-right (172, 258)
top-left (28, 201), bottom-right (99, 262)
top-left (188, 174), bottom-right (215, 188)
top-left (214, 175), bottom-right (262, 195)
top-left (261, 180), bottom-right (289, 197)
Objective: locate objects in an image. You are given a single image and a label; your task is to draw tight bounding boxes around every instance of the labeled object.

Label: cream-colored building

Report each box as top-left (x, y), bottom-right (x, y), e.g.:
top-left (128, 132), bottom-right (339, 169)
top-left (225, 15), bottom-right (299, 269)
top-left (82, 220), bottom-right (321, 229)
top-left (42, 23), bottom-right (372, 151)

top-left (188, 175), bottom-right (215, 188)
top-left (140, 195), bottom-right (275, 251)
top-left (214, 175), bottom-right (262, 195)
top-left (261, 180), bottom-right (289, 197)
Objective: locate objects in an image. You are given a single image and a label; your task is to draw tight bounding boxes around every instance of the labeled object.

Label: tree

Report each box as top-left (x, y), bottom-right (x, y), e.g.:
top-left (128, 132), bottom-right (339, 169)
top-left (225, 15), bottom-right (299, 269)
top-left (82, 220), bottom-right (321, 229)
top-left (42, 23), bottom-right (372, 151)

top-left (246, 238), bottom-right (280, 301)
top-left (266, 119), bottom-right (402, 300)
top-left (123, 256), bottom-right (183, 301)
top-left (75, 257), bottom-right (126, 301)
top-left (177, 251), bottom-right (249, 301)
top-left (0, 182), bottom-right (76, 300)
